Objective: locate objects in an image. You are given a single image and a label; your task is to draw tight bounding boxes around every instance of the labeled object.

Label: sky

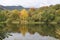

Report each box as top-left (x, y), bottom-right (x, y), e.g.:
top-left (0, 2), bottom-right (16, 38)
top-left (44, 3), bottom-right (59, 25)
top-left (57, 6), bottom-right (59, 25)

top-left (0, 0), bottom-right (60, 8)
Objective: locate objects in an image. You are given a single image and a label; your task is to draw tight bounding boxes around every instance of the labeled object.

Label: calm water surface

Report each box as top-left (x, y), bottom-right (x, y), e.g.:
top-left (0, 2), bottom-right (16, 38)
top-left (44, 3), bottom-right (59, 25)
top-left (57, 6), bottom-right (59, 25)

top-left (2, 24), bottom-right (60, 40)
top-left (3, 32), bottom-right (59, 40)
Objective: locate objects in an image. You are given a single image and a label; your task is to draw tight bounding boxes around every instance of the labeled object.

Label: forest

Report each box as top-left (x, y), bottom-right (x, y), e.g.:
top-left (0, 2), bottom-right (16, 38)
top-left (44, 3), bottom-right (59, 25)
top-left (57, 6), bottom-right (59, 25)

top-left (0, 4), bottom-right (60, 40)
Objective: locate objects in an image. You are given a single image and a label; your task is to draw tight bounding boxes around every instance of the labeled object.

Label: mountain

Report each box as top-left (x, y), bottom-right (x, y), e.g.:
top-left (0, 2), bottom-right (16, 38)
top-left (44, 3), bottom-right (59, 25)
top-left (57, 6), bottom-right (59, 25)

top-left (0, 5), bottom-right (37, 10)
top-left (0, 5), bottom-right (5, 10)
top-left (4, 6), bottom-right (24, 10)
top-left (0, 5), bottom-right (24, 10)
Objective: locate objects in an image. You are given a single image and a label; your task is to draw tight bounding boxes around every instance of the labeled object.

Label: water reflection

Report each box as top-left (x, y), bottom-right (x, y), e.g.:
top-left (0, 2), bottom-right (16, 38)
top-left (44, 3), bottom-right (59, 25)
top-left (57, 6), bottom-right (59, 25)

top-left (4, 32), bottom-right (59, 40)
top-left (1, 23), bottom-right (60, 39)
top-left (19, 25), bottom-right (28, 36)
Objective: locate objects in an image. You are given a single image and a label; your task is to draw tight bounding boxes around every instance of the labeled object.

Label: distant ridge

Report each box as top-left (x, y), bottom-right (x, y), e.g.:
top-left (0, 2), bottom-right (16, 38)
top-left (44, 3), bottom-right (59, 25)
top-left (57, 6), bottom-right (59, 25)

top-left (0, 5), bottom-right (5, 10)
top-left (0, 5), bottom-right (37, 10)
top-left (0, 5), bottom-right (24, 10)
top-left (4, 6), bottom-right (24, 10)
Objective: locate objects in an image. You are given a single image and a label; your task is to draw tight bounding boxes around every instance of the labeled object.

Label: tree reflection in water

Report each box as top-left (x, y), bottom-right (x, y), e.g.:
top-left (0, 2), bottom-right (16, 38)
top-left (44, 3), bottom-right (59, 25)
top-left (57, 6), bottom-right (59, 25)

top-left (1, 24), bottom-right (60, 39)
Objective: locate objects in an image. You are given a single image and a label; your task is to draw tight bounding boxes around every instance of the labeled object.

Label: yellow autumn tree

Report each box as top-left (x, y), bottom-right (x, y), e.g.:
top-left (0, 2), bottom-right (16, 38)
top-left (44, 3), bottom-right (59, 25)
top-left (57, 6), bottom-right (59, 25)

top-left (20, 9), bottom-right (28, 24)
top-left (20, 9), bottom-right (28, 19)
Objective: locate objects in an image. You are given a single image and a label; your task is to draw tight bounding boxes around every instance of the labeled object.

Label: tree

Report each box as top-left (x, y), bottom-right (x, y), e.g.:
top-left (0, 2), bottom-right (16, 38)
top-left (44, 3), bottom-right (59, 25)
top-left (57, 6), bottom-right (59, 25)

top-left (20, 9), bottom-right (28, 19)
top-left (20, 9), bottom-right (28, 24)
top-left (28, 8), bottom-right (36, 17)
top-left (41, 9), bottom-right (55, 22)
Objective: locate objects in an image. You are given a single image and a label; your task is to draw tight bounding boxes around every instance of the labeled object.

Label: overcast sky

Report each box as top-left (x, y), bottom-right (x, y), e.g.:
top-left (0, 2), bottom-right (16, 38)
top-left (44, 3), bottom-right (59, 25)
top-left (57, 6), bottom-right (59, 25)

top-left (0, 0), bottom-right (60, 8)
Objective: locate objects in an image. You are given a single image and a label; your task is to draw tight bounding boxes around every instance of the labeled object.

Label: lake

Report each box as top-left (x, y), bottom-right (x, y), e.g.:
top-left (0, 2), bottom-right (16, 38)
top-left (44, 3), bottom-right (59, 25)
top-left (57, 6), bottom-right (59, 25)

top-left (2, 24), bottom-right (60, 40)
top-left (3, 32), bottom-right (59, 40)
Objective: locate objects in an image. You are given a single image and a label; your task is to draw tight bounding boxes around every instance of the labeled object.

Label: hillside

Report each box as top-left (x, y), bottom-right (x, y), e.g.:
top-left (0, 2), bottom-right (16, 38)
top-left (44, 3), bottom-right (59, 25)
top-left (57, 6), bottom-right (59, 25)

top-left (0, 5), bottom-right (24, 10)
